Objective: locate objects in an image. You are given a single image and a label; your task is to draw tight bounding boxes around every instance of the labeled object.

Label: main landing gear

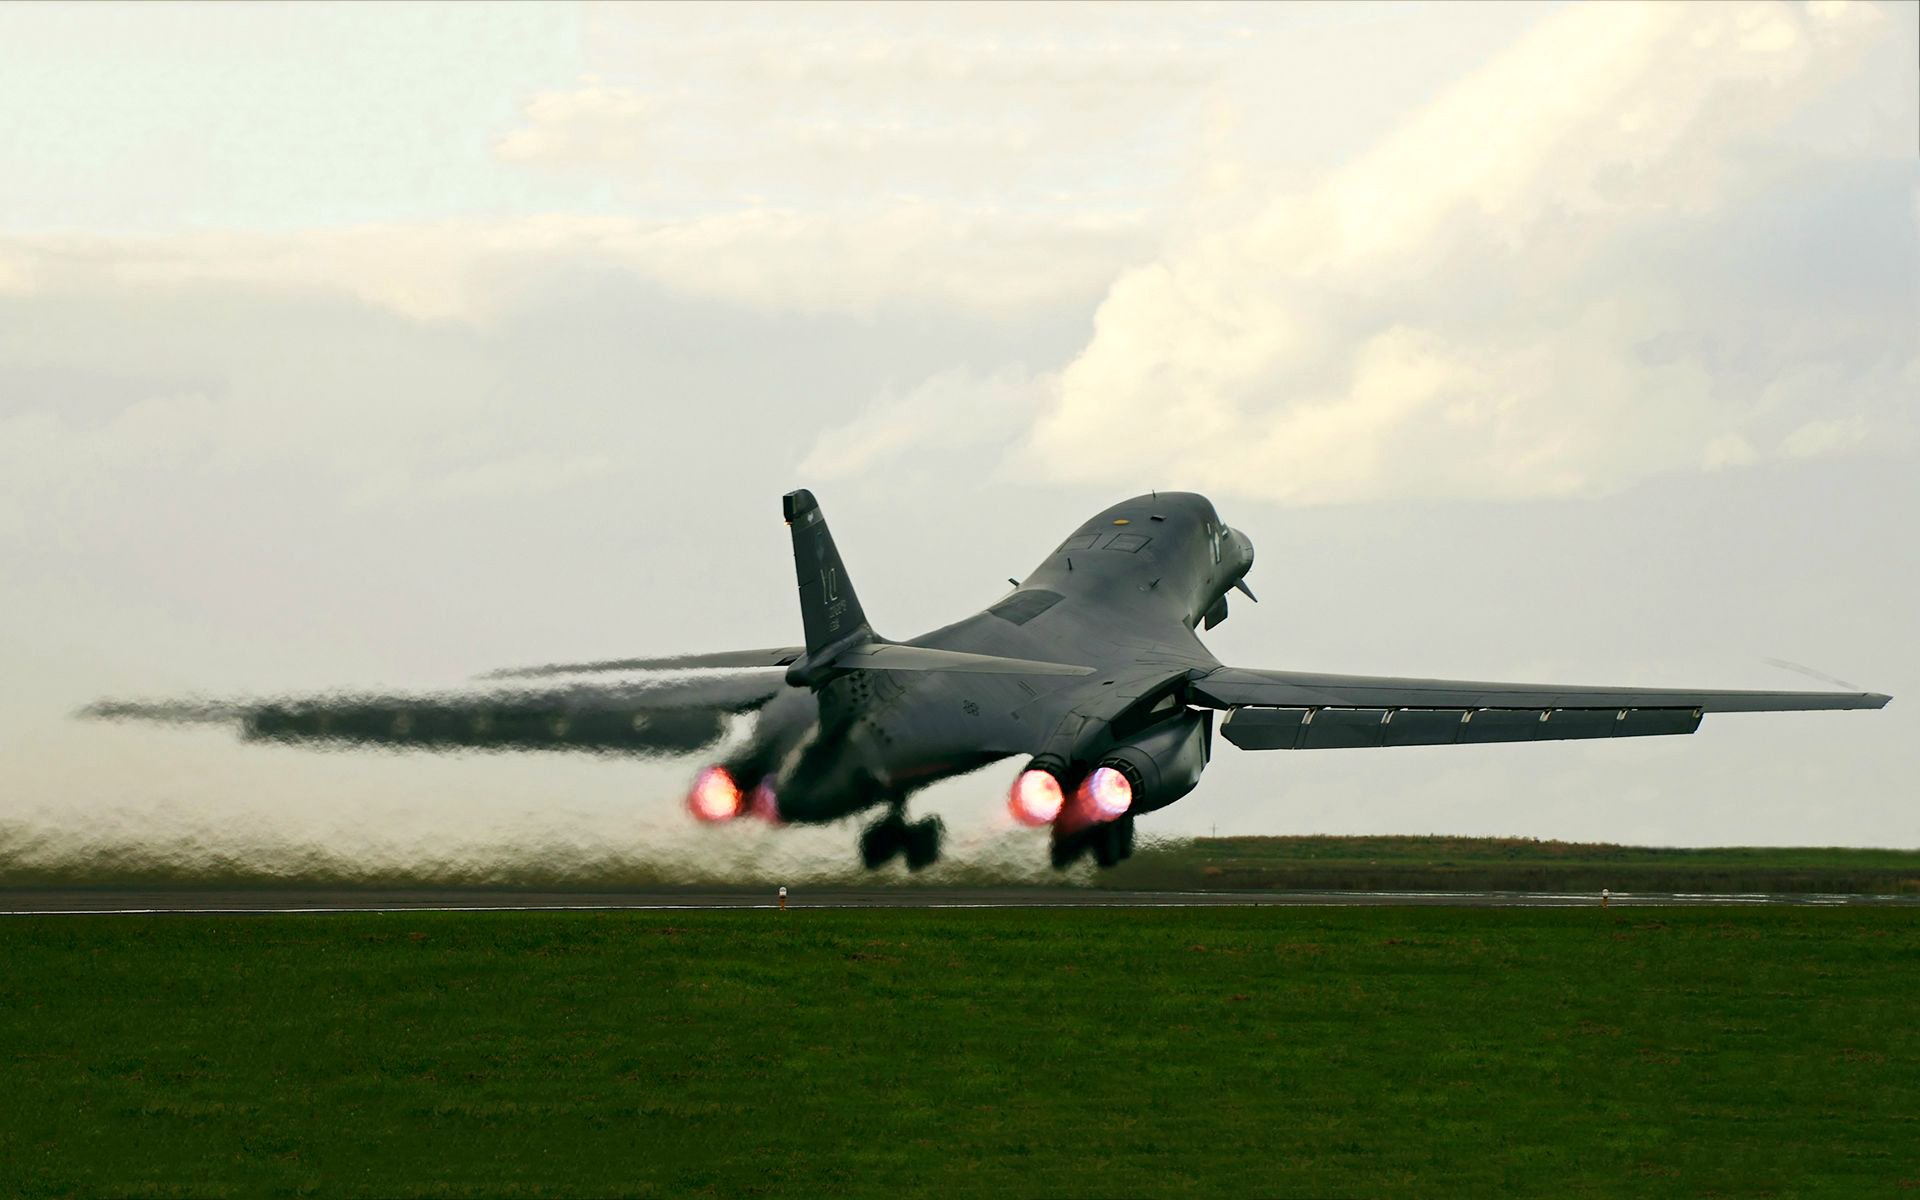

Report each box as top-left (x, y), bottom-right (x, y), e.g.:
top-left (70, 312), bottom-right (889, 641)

top-left (860, 808), bottom-right (944, 871)
top-left (1051, 814), bottom-right (1135, 870)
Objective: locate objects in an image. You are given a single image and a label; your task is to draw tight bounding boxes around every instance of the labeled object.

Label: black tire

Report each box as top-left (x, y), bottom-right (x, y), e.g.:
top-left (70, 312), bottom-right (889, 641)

top-left (1091, 817), bottom-right (1135, 869)
top-left (1049, 831), bottom-right (1082, 870)
top-left (859, 816), bottom-right (904, 870)
top-left (904, 818), bottom-right (943, 871)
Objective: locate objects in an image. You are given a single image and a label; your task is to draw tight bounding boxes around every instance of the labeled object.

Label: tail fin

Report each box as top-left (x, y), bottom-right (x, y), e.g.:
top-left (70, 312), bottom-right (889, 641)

top-left (780, 488), bottom-right (1096, 689)
top-left (784, 489), bottom-right (873, 664)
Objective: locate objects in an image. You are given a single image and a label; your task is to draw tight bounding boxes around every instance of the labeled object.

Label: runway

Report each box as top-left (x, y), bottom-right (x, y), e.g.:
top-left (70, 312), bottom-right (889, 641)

top-left (3, 887), bottom-right (1917, 914)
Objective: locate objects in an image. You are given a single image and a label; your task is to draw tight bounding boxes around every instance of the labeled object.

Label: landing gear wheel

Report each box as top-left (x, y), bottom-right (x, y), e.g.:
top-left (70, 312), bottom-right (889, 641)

top-left (860, 813), bottom-right (907, 870)
top-left (1048, 834), bottom-right (1080, 871)
top-left (904, 817), bottom-right (944, 872)
top-left (1090, 817), bottom-right (1137, 869)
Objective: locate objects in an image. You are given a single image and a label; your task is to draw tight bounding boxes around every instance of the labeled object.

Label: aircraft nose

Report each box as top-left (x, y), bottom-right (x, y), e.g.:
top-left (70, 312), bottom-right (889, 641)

top-left (1230, 528), bottom-right (1254, 571)
top-left (1228, 528), bottom-right (1257, 601)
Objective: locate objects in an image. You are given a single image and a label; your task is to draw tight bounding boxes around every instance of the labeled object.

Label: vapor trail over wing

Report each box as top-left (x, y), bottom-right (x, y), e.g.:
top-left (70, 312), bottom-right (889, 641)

top-left (81, 673), bottom-right (790, 758)
top-left (487, 644), bottom-right (1094, 683)
top-left (481, 647), bottom-right (806, 678)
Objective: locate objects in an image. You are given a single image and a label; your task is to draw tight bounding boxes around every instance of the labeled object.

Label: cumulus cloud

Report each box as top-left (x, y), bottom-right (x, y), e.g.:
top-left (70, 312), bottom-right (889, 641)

top-left (0, 205), bottom-right (1150, 323)
top-left (983, 0), bottom-right (1915, 505)
top-left (1780, 415), bottom-right (1871, 459)
top-left (799, 369), bottom-right (1053, 480)
top-left (504, 5), bottom-right (1228, 214)
top-left (495, 82), bottom-right (653, 165)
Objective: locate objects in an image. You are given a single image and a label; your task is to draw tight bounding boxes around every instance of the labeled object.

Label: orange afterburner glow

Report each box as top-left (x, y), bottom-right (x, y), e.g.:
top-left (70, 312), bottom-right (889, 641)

top-left (1077, 766), bottom-right (1133, 820)
top-left (749, 779), bottom-right (782, 824)
top-left (687, 765), bottom-right (744, 822)
top-left (1008, 769), bottom-right (1065, 826)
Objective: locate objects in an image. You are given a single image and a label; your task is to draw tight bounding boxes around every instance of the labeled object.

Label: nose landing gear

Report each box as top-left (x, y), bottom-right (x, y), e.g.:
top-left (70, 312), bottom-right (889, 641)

top-left (859, 809), bottom-right (944, 871)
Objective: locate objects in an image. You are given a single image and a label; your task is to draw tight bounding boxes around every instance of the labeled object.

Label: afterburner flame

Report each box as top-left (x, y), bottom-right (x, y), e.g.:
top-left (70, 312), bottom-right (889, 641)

top-left (1008, 769), bottom-right (1065, 826)
top-left (748, 779), bottom-right (782, 824)
top-left (1077, 766), bottom-right (1133, 820)
top-left (687, 765), bottom-right (743, 822)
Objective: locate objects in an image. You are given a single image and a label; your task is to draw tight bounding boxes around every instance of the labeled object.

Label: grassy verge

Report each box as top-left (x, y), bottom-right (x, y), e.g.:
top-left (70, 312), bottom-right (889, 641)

top-left (8, 828), bottom-right (1919, 894)
top-left (2, 907), bottom-right (1915, 1198)
top-left (1103, 835), bottom-right (1920, 894)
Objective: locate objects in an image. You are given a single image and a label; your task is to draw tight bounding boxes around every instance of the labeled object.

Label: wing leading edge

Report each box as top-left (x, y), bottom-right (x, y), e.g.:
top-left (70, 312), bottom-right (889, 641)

top-left (1190, 666), bottom-right (1890, 751)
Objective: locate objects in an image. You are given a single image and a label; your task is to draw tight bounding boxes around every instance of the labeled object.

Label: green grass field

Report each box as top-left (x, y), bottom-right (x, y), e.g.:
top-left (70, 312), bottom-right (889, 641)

top-left (1103, 835), bottom-right (1920, 895)
top-left (2, 908), bottom-right (1915, 1198)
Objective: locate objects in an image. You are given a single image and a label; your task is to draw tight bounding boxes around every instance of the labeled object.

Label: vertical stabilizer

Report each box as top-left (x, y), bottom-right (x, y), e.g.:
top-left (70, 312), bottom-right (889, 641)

top-left (783, 490), bottom-right (874, 673)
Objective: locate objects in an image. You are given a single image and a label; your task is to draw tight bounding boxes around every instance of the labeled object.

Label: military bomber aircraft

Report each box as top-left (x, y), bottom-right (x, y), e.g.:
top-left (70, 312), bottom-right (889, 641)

top-left (88, 489), bottom-right (1891, 870)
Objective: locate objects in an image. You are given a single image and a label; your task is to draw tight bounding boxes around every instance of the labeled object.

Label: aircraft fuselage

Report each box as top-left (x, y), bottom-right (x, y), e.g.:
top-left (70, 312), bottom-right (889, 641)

top-left (720, 493), bottom-right (1255, 839)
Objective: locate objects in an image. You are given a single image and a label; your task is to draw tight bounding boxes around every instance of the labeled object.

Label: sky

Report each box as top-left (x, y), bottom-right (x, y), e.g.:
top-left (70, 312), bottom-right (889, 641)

top-left (1, 1), bottom-right (1915, 882)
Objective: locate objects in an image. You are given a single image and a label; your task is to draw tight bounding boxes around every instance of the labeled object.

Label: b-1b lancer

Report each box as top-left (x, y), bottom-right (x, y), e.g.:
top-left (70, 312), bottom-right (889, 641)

top-left (89, 489), bottom-right (1890, 870)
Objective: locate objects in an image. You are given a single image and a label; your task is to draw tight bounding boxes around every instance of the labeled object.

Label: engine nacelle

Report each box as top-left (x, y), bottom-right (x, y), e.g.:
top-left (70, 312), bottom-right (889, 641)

top-left (1088, 708), bottom-right (1211, 817)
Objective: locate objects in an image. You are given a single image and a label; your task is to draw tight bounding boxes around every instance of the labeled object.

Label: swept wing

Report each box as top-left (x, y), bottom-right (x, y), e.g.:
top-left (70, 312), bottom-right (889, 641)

top-left (1189, 666), bottom-right (1890, 750)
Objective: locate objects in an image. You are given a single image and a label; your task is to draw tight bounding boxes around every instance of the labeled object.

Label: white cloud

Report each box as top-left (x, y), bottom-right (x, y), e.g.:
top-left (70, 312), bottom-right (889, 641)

top-left (1702, 433), bottom-right (1760, 471)
top-left (495, 83), bottom-right (653, 164)
top-left (1780, 416), bottom-right (1870, 458)
top-left (0, 205), bottom-right (1150, 323)
top-left (799, 369), bottom-right (1053, 480)
top-left (487, 5), bottom-right (1256, 223)
top-left (982, 0), bottom-right (1915, 505)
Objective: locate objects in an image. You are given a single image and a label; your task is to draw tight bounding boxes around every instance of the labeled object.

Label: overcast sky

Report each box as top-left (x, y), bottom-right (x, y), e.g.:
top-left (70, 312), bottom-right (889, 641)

top-left (2, 1), bottom-right (1915, 880)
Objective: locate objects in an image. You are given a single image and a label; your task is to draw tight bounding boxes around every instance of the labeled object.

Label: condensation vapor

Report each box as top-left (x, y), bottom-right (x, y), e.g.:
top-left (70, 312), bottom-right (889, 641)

top-left (9, 687), bottom-right (1137, 889)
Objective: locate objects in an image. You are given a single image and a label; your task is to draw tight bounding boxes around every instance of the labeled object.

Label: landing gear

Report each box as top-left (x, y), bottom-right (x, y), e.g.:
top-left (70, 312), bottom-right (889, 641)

top-left (1050, 815), bottom-right (1135, 870)
top-left (1092, 815), bottom-right (1135, 868)
top-left (859, 810), bottom-right (945, 871)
